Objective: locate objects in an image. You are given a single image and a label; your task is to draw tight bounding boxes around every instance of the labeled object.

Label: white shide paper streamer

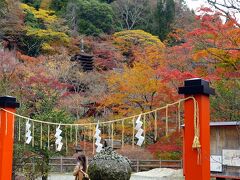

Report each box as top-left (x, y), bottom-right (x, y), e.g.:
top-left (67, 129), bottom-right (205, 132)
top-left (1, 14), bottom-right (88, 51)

top-left (55, 125), bottom-right (63, 151)
top-left (94, 123), bottom-right (103, 153)
top-left (25, 120), bottom-right (32, 144)
top-left (135, 114), bottom-right (144, 146)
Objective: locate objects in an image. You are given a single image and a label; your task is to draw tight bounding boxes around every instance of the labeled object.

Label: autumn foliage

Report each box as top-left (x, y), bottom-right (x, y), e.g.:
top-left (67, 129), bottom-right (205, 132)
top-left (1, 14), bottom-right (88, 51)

top-left (0, 1), bottom-right (239, 171)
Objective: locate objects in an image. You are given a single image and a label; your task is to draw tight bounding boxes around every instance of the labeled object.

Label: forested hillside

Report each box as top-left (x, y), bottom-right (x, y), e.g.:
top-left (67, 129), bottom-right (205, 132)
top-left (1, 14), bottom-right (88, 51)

top-left (0, 0), bottom-right (239, 178)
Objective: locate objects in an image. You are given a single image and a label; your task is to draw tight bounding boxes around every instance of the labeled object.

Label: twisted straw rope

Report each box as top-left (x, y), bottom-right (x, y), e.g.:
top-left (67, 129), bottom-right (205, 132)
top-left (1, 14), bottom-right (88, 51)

top-left (0, 97), bottom-right (200, 150)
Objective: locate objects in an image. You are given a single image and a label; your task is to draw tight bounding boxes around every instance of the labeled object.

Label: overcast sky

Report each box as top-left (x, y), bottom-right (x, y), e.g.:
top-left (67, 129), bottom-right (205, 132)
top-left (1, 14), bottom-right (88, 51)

top-left (185, 0), bottom-right (240, 20)
top-left (185, 0), bottom-right (209, 12)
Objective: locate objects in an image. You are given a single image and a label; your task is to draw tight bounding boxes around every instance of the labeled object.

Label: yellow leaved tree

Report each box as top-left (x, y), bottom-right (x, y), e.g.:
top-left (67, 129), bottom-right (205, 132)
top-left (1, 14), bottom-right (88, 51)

top-left (102, 30), bottom-right (172, 118)
top-left (113, 30), bottom-right (165, 66)
top-left (20, 3), bottom-right (69, 55)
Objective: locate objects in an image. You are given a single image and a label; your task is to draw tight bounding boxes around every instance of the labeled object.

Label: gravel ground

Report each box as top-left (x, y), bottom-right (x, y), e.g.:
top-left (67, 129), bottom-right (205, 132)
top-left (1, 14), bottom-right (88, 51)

top-left (36, 174), bottom-right (73, 180)
top-left (130, 168), bottom-right (184, 180)
top-left (38, 168), bottom-right (184, 180)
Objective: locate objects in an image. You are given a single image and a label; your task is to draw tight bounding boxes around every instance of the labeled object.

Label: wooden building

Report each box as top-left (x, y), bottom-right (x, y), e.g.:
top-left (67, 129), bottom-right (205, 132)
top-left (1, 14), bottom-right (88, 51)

top-left (71, 53), bottom-right (94, 72)
top-left (210, 121), bottom-right (240, 179)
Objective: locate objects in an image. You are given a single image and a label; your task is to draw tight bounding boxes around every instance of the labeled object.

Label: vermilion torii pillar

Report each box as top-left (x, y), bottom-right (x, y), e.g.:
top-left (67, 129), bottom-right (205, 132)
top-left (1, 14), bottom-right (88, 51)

top-left (178, 78), bottom-right (215, 180)
top-left (0, 96), bottom-right (20, 180)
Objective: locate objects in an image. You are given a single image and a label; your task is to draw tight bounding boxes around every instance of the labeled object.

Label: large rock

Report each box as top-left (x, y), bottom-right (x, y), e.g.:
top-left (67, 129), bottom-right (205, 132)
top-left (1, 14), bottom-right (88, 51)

top-left (88, 147), bottom-right (132, 180)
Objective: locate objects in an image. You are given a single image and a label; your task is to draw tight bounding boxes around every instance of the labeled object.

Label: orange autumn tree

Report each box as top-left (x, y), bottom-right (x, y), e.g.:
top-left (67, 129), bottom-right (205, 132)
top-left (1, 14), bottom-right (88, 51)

top-left (103, 61), bottom-right (181, 145)
top-left (90, 30), bottom-right (197, 147)
top-left (190, 8), bottom-right (240, 74)
top-left (162, 8), bottom-right (240, 80)
top-left (163, 8), bottom-right (240, 121)
top-left (103, 30), bottom-right (177, 118)
top-left (105, 62), bottom-right (162, 115)
top-left (189, 9), bottom-right (240, 120)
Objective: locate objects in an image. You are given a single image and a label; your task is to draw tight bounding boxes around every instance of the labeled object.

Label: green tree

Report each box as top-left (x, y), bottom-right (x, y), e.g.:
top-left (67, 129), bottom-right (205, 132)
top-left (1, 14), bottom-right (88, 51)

top-left (21, 0), bottom-right (41, 9)
top-left (66, 0), bottom-right (115, 36)
top-left (164, 0), bottom-right (195, 46)
top-left (50, 0), bottom-right (68, 13)
top-left (13, 110), bottom-right (74, 179)
top-left (211, 79), bottom-right (240, 121)
top-left (98, 0), bottom-right (115, 3)
top-left (13, 70), bottom-right (74, 179)
top-left (0, 0), bottom-right (7, 17)
top-left (155, 0), bottom-right (175, 40)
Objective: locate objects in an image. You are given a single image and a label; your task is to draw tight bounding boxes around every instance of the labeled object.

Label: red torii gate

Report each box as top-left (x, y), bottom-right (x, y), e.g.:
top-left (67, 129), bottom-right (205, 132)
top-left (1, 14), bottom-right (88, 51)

top-left (0, 78), bottom-right (214, 180)
top-left (179, 78), bottom-right (215, 180)
top-left (0, 96), bottom-right (19, 180)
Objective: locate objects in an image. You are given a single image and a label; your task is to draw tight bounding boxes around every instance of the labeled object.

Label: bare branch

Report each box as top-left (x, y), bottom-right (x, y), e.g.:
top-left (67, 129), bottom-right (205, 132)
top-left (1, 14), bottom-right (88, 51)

top-left (112, 0), bottom-right (148, 30)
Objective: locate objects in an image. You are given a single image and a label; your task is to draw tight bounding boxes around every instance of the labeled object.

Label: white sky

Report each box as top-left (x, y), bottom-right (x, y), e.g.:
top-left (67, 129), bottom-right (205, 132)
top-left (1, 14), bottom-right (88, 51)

top-left (185, 0), bottom-right (240, 20)
top-left (185, 0), bottom-right (209, 12)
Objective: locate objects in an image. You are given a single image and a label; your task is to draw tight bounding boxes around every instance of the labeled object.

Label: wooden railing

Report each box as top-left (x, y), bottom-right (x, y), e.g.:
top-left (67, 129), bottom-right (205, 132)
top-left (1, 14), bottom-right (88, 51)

top-left (131, 159), bottom-right (183, 172)
top-left (49, 157), bottom-right (183, 173)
